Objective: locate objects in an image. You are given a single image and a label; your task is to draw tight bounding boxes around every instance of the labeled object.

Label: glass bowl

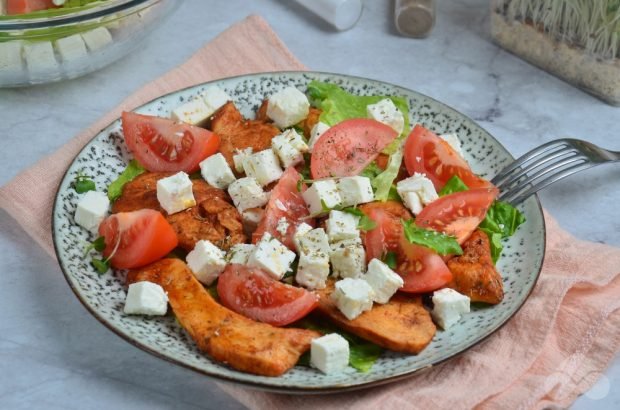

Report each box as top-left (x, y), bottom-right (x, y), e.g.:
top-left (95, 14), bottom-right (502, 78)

top-left (0, 0), bottom-right (179, 87)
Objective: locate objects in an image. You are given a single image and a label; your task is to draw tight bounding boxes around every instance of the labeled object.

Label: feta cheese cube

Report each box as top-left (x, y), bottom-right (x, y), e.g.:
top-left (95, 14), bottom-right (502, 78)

top-left (74, 191), bottom-right (110, 233)
top-left (331, 278), bottom-right (374, 320)
top-left (124, 281), bottom-right (168, 316)
top-left (226, 243), bottom-right (256, 265)
top-left (156, 172), bottom-right (196, 215)
top-left (276, 217), bottom-right (290, 236)
top-left (266, 86), bottom-right (310, 128)
top-left (337, 176), bottom-right (374, 207)
top-left (0, 41), bottom-right (24, 78)
top-left (366, 98), bottom-right (405, 135)
top-left (296, 228), bottom-right (331, 290)
top-left (81, 27), bottom-right (113, 52)
top-left (241, 207), bottom-right (264, 234)
top-left (400, 191), bottom-right (423, 215)
top-left (310, 333), bottom-right (350, 374)
top-left (171, 97), bottom-right (212, 126)
top-left (326, 210), bottom-right (360, 243)
top-left (293, 222), bottom-right (314, 251)
top-left (228, 177), bottom-right (269, 211)
top-left (242, 149), bottom-right (283, 186)
top-left (364, 259), bottom-right (404, 304)
top-left (232, 147), bottom-right (253, 173)
top-left (431, 288), bottom-right (471, 329)
top-left (200, 153), bottom-right (236, 189)
top-left (302, 179), bottom-right (341, 215)
top-left (271, 129), bottom-right (309, 168)
top-left (55, 34), bottom-right (87, 63)
top-left (329, 239), bottom-right (366, 279)
top-left (440, 133), bottom-right (464, 158)
top-left (396, 173), bottom-right (438, 215)
top-left (23, 41), bottom-right (59, 79)
top-left (308, 121), bottom-right (330, 149)
top-left (247, 233), bottom-right (296, 280)
top-left (203, 85), bottom-right (231, 113)
top-left (186, 240), bottom-right (227, 285)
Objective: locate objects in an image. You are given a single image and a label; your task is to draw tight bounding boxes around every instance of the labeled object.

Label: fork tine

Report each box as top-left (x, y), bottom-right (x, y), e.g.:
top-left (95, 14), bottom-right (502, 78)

top-left (501, 162), bottom-right (595, 204)
top-left (491, 139), bottom-right (572, 186)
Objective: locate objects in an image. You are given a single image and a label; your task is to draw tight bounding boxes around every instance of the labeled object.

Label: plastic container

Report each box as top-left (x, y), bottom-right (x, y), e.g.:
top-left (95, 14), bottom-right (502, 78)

top-left (0, 0), bottom-right (179, 87)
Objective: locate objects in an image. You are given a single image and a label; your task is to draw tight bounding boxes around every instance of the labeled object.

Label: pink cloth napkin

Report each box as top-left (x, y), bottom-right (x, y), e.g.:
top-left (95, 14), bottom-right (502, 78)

top-left (1, 15), bottom-right (618, 410)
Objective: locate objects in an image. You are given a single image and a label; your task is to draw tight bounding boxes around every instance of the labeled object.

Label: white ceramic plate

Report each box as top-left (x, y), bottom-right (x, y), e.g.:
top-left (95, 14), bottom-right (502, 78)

top-left (52, 72), bottom-right (545, 393)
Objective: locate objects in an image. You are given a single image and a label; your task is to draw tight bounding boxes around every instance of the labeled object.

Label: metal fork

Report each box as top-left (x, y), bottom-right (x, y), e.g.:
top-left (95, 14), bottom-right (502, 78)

top-left (491, 138), bottom-right (620, 205)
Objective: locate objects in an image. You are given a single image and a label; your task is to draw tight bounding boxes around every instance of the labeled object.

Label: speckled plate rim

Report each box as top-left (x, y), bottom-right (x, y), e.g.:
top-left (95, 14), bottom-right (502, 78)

top-left (52, 71), bottom-right (546, 394)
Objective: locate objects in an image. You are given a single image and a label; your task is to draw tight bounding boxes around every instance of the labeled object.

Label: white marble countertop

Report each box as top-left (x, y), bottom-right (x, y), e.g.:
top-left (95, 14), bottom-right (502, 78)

top-left (1, 0), bottom-right (618, 408)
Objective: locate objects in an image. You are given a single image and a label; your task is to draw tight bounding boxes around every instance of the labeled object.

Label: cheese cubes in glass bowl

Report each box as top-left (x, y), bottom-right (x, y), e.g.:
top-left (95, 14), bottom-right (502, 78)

top-left (0, 0), bottom-right (179, 87)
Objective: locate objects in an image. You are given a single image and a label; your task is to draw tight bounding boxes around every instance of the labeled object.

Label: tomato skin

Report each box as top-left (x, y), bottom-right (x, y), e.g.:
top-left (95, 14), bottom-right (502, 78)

top-left (311, 118), bottom-right (398, 179)
top-left (217, 264), bottom-right (319, 326)
top-left (252, 167), bottom-right (314, 249)
top-left (416, 188), bottom-right (498, 244)
top-left (7, 0), bottom-right (56, 14)
top-left (403, 125), bottom-right (493, 191)
top-left (362, 203), bottom-right (452, 294)
top-left (98, 209), bottom-right (178, 269)
top-left (122, 112), bottom-right (220, 173)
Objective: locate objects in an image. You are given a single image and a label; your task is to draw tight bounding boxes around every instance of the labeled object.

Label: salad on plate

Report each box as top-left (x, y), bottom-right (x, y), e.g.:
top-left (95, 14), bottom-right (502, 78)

top-left (70, 80), bottom-right (525, 377)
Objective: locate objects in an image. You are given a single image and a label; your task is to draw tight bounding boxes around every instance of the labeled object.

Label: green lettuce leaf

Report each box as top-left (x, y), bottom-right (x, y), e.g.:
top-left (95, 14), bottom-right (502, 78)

top-left (402, 220), bottom-right (463, 256)
top-left (438, 175), bottom-right (469, 196)
top-left (372, 145), bottom-right (404, 201)
top-left (107, 159), bottom-right (145, 201)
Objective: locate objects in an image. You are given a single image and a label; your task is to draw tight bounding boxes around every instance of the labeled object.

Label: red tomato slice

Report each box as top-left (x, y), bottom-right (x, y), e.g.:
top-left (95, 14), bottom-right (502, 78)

top-left (98, 209), bottom-right (178, 269)
top-left (311, 118), bottom-right (398, 179)
top-left (415, 188), bottom-right (499, 244)
top-left (362, 204), bottom-right (452, 293)
top-left (121, 112), bottom-right (220, 173)
top-left (252, 167), bottom-right (314, 249)
top-left (7, 0), bottom-right (56, 14)
top-left (217, 264), bottom-right (319, 326)
top-left (403, 124), bottom-right (493, 191)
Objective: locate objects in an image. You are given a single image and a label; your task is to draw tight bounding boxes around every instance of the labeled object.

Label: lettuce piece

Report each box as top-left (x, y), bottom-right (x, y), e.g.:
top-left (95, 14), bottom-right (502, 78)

top-left (402, 220), bottom-right (463, 256)
top-left (107, 160), bottom-right (145, 201)
top-left (372, 145), bottom-right (404, 201)
top-left (439, 175), bottom-right (469, 196)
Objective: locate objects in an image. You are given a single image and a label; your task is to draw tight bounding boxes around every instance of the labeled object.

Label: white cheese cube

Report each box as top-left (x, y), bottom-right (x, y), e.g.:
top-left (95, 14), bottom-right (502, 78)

top-left (331, 278), bottom-right (374, 320)
top-left (276, 217), bottom-right (290, 236)
top-left (266, 86), bottom-right (310, 128)
top-left (186, 240), bottom-right (227, 285)
top-left (242, 149), bottom-right (283, 186)
top-left (156, 172), bottom-right (196, 215)
top-left (310, 333), bottom-right (350, 374)
top-left (241, 207), bottom-right (264, 234)
top-left (0, 41), bottom-right (24, 77)
top-left (440, 133), bottom-right (464, 158)
top-left (23, 41), bottom-right (59, 78)
top-left (247, 233), bottom-right (296, 280)
top-left (228, 177), bottom-right (269, 211)
top-left (296, 228), bottom-right (331, 290)
top-left (431, 288), bottom-right (471, 329)
top-left (396, 173), bottom-right (438, 215)
top-left (326, 210), bottom-right (360, 243)
top-left (203, 85), bottom-right (231, 113)
top-left (200, 153), bottom-right (236, 189)
top-left (401, 191), bottom-right (423, 215)
top-left (124, 281), bottom-right (168, 316)
top-left (302, 179), bottom-right (341, 215)
top-left (271, 129), bottom-right (309, 168)
top-left (366, 98), bottom-right (405, 135)
top-left (329, 239), bottom-right (366, 279)
top-left (293, 222), bottom-right (314, 251)
top-left (364, 259), bottom-right (404, 304)
top-left (81, 27), bottom-right (113, 52)
top-left (171, 97), bottom-right (212, 126)
top-left (337, 176), bottom-right (374, 207)
top-left (232, 147), bottom-right (253, 173)
top-left (226, 243), bottom-right (256, 265)
top-left (308, 122), bottom-right (330, 150)
top-left (74, 191), bottom-right (110, 233)
top-left (55, 34), bottom-right (87, 63)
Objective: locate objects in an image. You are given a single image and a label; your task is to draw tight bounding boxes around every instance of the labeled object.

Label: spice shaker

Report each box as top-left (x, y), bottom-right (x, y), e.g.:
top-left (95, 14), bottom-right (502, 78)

top-left (394, 0), bottom-right (436, 38)
top-left (293, 0), bottom-right (363, 31)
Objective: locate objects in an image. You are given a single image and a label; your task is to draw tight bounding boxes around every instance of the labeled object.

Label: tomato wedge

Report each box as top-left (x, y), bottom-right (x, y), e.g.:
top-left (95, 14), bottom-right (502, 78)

top-left (403, 124), bottom-right (493, 191)
top-left (122, 112), bottom-right (220, 173)
top-left (217, 264), bottom-right (319, 326)
top-left (252, 167), bottom-right (314, 249)
top-left (361, 202), bottom-right (452, 293)
top-left (311, 118), bottom-right (398, 179)
top-left (7, 0), bottom-right (56, 14)
top-left (416, 188), bottom-right (498, 244)
top-left (98, 209), bottom-right (178, 269)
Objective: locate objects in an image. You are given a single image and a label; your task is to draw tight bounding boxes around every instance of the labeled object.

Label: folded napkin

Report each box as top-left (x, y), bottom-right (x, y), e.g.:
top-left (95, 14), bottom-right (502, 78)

top-left (1, 15), bottom-right (618, 410)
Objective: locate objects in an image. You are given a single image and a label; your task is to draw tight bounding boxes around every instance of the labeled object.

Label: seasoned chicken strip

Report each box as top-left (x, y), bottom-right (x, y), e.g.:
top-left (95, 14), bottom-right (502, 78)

top-left (315, 281), bottom-right (436, 354)
top-left (447, 230), bottom-right (504, 304)
top-left (211, 102), bottom-right (280, 167)
top-left (127, 259), bottom-right (320, 377)
top-left (112, 172), bottom-right (246, 250)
